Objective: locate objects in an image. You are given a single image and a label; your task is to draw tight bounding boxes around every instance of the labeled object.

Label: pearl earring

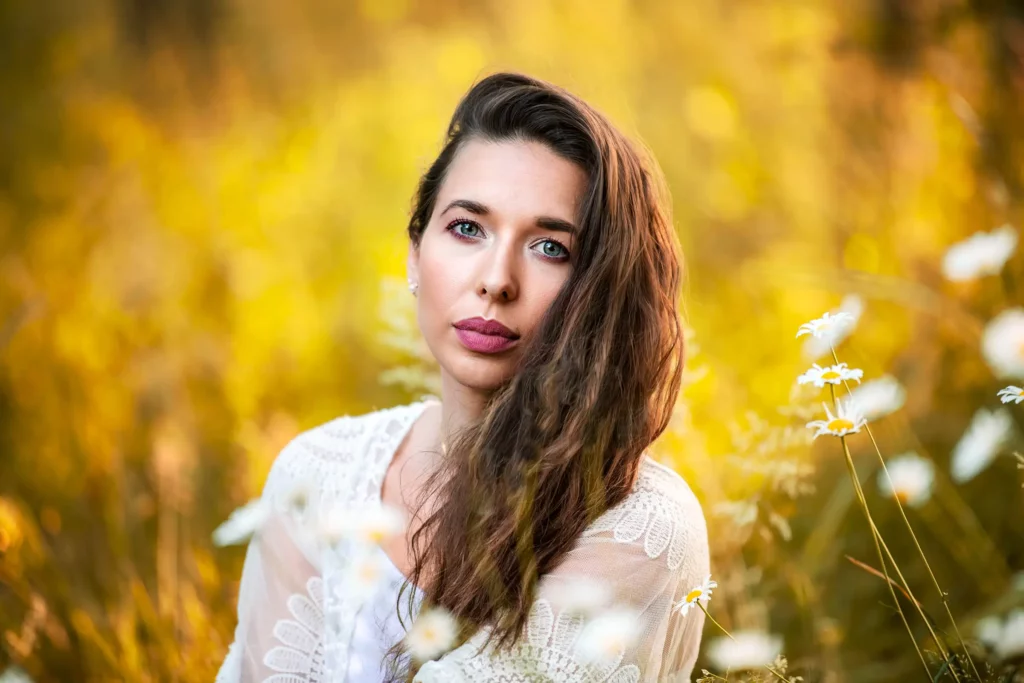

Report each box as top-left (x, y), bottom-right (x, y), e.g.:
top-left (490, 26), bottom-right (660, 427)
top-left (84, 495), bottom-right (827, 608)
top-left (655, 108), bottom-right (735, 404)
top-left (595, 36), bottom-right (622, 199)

top-left (408, 280), bottom-right (418, 295)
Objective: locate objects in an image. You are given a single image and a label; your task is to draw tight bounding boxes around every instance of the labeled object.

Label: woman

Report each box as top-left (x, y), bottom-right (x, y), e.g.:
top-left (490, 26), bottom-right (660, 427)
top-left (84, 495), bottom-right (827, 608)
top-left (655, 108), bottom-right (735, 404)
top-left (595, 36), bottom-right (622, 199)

top-left (217, 71), bottom-right (710, 683)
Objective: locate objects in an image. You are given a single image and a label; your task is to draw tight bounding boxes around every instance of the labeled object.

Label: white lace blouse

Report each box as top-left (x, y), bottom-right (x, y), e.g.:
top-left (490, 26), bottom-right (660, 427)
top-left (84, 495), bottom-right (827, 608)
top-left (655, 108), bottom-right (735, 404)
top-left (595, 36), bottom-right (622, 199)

top-left (216, 398), bottom-right (710, 683)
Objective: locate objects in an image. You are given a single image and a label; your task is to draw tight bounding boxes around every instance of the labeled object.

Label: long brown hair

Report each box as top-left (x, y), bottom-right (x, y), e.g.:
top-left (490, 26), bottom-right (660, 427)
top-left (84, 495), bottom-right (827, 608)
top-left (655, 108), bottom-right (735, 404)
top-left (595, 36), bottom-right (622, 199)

top-left (385, 71), bottom-right (685, 680)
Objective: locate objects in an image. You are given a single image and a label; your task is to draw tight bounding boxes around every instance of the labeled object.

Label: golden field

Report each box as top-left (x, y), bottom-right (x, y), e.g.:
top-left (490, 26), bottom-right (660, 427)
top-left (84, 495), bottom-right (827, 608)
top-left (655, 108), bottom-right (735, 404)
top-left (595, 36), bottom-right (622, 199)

top-left (1, 1), bottom-right (1022, 681)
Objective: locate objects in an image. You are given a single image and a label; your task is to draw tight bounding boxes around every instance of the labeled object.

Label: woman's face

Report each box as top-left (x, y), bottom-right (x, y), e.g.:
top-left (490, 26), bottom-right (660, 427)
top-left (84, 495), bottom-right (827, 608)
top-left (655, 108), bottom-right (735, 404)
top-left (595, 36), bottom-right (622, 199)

top-left (408, 138), bottom-right (587, 392)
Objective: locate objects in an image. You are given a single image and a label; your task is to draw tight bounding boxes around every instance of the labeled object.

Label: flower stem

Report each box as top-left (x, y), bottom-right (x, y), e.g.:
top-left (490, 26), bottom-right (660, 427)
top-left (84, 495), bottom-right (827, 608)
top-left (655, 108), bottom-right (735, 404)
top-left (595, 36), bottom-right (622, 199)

top-left (828, 384), bottom-right (934, 680)
top-left (831, 347), bottom-right (979, 681)
top-left (696, 602), bottom-right (736, 642)
top-left (694, 603), bottom-right (797, 682)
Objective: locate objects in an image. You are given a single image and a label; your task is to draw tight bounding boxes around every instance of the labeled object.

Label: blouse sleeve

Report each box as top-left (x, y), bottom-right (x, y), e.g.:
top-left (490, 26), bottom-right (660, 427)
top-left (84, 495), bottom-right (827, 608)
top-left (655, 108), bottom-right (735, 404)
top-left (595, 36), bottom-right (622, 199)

top-left (413, 463), bottom-right (710, 683)
top-left (216, 431), bottom-right (339, 683)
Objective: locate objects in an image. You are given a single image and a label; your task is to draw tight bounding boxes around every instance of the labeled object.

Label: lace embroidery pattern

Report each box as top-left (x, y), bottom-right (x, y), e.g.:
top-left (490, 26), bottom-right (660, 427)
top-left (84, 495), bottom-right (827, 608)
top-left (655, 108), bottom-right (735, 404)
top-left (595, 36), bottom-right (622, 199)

top-left (481, 597), bottom-right (641, 682)
top-left (416, 598), bottom-right (642, 683)
top-left (580, 459), bottom-right (702, 572)
top-left (262, 415), bottom-right (371, 516)
top-left (263, 576), bottom-right (326, 681)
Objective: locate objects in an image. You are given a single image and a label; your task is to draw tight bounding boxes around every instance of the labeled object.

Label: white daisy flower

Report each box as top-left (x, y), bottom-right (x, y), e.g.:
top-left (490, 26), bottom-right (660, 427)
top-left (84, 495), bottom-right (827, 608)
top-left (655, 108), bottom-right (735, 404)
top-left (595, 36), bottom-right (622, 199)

top-left (981, 308), bottom-right (1024, 380)
top-left (805, 399), bottom-right (867, 439)
top-left (345, 548), bottom-right (390, 595)
top-left (405, 607), bottom-right (458, 662)
top-left (974, 614), bottom-right (999, 647)
top-left (212, 498), bottom-right (271, 547)
top-left (975, 615), bottom-right (1003, 647)
top-left (574, 607), bottom-right (641, 667)
top-left (846, 375), bottom-right (907, 421)
top-left (0, 667), bottom-right (34, 683)
top-left (714, 500), bottom-right (758, 527)
top-left (279, 477), bottom-right (316, 517)
top-left (548, 576), bottom-right (615, 617)
top-left (796, 311), bottom-right (856, 340)
top-left (797, 362), bottom-right (864, 388)
top-left (673, 574), bottom-right (718, 617)
top-left (999, 386), bottom-right (1024, 404)
top-left (801, 295), bottom-right (864, 360)
top-left (316, 504), bottom-right (349, 546)
top-left (996, 610), bottom-right (1024, 660)
top-left (950, 407), bottom-right (1014, 483)
top-left (317, 502), bottom-right (407, 548)
top-left (706, 630), bottom-right (784, 671)
top-left (877, 452), bottom-right (934, 507)
top-left (975, 610), bottom-right (1024, 661)
top-left (354, 504), bottom-right (407, 545)
top-left (941, 224), bottom-right (1018, 282)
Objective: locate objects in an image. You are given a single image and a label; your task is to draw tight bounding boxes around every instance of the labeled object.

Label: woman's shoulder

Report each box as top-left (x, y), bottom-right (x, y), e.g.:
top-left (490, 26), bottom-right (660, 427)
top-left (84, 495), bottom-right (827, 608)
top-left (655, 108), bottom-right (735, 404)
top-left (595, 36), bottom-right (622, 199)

top-left (634, 454), bottom-right (706, 519)
top-left (260, 397), bottom-right (436, 505)
top-left (580, 453), bottom-right (708, 575)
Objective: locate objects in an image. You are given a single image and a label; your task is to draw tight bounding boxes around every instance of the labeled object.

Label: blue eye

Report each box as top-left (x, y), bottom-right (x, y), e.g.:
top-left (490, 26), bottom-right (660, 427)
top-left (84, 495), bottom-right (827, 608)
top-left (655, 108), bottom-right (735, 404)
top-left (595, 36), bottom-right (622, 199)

top-left (536, 239), bottom-right (570, 261)
top-left (445, 217), bottom-right (569, 262)
top-left (446, 219), bottom-right (482, 240)
top-left (454, 221), bottom-right (480, 237)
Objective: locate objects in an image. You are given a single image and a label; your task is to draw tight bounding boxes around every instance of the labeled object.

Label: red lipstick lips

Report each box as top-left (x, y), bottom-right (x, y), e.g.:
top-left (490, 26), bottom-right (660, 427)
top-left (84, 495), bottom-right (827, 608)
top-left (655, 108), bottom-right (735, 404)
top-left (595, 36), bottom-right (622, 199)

top-left (453, 317), bottom-right (520, 354)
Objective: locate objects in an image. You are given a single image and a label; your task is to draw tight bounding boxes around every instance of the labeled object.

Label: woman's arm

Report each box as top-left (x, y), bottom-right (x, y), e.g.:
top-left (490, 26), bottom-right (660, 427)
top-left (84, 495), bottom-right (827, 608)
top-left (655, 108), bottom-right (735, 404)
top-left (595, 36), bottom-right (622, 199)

top-left (217, 510), bottom-right (324, 682)
top-left (216, 430), bottom-right (333, 683)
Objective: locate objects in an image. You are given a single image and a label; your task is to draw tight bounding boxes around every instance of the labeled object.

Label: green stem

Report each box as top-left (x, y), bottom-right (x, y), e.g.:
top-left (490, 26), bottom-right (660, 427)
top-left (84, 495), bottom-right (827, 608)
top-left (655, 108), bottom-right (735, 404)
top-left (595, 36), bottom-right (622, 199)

top-left (841, 438), bottom-right (934, 679)
top-left (828, 384), bottom-right (934, 680)
top-left (694, 603), bottom-right (797, 682)
top-left (696, 602), bottom-right (736, 642)
top-left (831, 347), bottom-right (979, 681)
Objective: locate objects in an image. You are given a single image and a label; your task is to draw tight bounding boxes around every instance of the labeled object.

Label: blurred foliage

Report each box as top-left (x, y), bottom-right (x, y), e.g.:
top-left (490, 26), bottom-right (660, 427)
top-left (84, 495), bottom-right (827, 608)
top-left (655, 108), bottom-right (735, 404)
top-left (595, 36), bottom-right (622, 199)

top-left (1, 0), bottom-right (1024, 680)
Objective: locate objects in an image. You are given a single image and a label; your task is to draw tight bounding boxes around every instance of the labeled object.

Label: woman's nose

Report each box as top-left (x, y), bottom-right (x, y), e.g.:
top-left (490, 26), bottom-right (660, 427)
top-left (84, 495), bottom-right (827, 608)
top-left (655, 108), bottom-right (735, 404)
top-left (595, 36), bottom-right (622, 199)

top-left (476, 245), bottom-right (518, 302)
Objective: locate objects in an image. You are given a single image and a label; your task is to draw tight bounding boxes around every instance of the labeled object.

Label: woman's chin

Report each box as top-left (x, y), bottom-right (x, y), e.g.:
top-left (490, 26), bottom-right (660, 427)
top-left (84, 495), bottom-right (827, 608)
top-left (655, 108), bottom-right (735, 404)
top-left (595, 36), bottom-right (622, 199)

top-left (444, 353), bottom-right (517, 393)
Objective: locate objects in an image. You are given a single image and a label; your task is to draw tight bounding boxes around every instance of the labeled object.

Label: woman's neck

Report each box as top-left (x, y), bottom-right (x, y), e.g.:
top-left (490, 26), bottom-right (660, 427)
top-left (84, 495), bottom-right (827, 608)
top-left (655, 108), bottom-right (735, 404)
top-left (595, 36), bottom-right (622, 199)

top-left (436, 372), bottom-right (490, 453)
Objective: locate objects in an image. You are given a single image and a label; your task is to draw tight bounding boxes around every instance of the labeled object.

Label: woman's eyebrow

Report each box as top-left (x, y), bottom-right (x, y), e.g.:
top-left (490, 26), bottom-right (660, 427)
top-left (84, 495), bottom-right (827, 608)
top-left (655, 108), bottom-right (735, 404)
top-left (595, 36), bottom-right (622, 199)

top-left (440, 198), bottom-right (577, 234)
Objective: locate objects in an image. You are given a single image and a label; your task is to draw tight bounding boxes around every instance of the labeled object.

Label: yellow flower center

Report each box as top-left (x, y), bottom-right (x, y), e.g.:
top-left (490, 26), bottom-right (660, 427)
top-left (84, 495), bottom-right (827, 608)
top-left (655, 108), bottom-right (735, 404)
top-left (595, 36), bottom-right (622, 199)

top-left (605, 637), bottom-right (625, 653)
top-left (367, 529), bottom-right (386, 543)
top-left (685, 588), bottom-right (703, 603)
top-left (422, 626), bottom-right (437, 642)
top-left (894, 488), bottom-right (911, 504)
top-left (828, 418), bottom-right (854, 432)
top-left (822, 371), bottom-right (840, 380)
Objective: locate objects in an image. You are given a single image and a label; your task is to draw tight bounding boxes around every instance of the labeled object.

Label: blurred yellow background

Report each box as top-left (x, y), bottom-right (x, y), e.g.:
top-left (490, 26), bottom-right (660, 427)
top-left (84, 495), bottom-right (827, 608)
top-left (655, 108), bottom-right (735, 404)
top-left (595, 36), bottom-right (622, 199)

top-left (1, 0), bottom-right (1022, 680)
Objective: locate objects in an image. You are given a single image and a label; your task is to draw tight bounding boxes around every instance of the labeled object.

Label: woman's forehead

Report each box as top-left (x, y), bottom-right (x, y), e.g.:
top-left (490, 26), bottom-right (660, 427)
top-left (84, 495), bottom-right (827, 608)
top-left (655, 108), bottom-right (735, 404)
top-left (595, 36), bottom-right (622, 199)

top-left (438, 139), bottom-right (587, 222)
